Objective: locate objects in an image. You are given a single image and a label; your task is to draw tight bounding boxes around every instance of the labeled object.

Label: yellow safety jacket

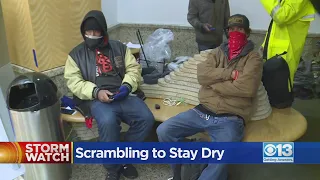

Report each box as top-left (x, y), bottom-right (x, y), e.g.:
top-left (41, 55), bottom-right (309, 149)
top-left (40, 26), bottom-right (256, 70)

top-left (261, 0), bottom-right (316, 83)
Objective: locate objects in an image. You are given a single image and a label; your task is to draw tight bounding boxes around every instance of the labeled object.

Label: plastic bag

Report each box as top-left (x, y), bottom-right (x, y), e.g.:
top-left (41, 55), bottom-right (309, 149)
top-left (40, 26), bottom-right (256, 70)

top-left (140, 29), bottom-right (174, 73)
top-left (168, 56), bottom-right (192, 71)
top-left (294, 60), bottom-right (314, 87)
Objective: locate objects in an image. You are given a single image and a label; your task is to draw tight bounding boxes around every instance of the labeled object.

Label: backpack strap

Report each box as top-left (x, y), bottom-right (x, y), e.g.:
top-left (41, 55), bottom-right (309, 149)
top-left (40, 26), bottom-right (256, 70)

top-left (263, 0), bottom-right (282, 60)
top-left (263, 20), bottom-right (274, 60)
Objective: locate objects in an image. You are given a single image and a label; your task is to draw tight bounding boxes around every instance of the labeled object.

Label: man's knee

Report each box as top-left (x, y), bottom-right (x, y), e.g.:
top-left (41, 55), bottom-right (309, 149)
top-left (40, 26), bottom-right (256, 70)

top-left (90, 102), bottom-right (118, 127)
top-left (98, 116), bottom-right (119, 128)
top-left (156, 122), bottom-right (170, 140)
top-left (138, 109), bottom-right (155, 130)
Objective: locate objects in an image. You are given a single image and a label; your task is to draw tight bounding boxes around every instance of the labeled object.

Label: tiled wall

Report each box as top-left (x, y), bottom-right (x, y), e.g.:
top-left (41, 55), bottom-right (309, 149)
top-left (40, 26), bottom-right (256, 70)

top-left (109, 24), bottom-right (199, 59)
top-left (111, 24), bottom-right (320, 61)
top-left (12, 23), bottom-right (320, 96)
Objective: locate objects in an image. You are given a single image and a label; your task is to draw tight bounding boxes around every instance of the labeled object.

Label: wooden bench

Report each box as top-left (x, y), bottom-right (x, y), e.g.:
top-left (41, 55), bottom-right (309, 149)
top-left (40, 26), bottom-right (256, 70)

top-left (61, 98), bottom-right (307, 142)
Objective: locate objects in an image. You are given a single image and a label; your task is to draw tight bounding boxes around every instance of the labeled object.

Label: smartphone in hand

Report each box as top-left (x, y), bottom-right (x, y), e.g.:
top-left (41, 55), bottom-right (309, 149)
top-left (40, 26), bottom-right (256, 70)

top-left (109, 95), bottom-right (115, 100)
top-left (61, 108), bottom-right (76, 115)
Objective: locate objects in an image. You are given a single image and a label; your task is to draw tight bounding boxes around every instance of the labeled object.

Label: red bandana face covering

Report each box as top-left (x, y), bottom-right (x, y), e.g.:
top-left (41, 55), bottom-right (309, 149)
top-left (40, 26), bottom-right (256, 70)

top-left (228, 31), bottom-right (248, 60)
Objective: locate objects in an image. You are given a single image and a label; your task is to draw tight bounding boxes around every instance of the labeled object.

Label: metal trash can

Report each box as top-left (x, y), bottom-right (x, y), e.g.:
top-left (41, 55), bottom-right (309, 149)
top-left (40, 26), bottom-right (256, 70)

top-left (6, 72), bottom-right (71, 180)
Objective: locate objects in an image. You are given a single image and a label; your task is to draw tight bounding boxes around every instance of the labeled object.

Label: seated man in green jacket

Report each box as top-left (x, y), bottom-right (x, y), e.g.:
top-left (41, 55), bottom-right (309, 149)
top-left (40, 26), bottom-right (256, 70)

top-left (64, 10), bottom-right (155, 180)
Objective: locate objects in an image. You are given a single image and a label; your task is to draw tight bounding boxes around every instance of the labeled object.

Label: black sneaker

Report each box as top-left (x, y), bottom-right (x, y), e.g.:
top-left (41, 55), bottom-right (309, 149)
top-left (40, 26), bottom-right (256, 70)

top-left (105, 171), bottom-right (120, 180)
top-left (121, 164), bottom-right (138, 179)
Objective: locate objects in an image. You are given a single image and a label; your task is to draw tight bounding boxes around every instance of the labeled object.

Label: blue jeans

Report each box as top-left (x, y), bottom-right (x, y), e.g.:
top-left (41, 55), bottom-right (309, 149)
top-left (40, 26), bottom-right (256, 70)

top-left (156, 108), bottom-right (244, 180)
top-left (91, 96), bottom-right (155, 172)
top-left (198, 43), bottom-right (219, 52)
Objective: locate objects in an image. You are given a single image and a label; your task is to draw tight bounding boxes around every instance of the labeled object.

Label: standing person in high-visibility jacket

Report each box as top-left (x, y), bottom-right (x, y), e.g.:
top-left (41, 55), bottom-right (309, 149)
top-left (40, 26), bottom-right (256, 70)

top-left (260, 0), bottom-right (316, 84)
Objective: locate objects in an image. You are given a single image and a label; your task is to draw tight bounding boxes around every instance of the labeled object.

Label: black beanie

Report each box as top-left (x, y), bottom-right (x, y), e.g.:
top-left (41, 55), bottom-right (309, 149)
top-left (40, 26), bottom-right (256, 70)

top-left (83, 17), bottom-right (102, 32)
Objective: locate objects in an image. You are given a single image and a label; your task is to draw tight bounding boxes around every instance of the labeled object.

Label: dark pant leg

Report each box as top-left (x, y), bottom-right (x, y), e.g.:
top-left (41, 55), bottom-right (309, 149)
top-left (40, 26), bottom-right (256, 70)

top-left (198, 116), bottom-right (245, 180)
top-left (156, 108), bottom-right (209, 175)
top-left (156, 109), bottom-right (206, 142)
top-left (119, 96), bottom-right (155, 142)
top-left (90, 100), bottom-right (122, 172)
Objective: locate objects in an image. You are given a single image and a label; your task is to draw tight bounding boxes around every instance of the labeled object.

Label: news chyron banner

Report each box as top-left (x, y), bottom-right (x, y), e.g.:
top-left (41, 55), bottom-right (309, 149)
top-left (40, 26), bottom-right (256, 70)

top-left (0, 142), bottom-right (320, 164)
top-left (0, 142), bottom-right (71, 163)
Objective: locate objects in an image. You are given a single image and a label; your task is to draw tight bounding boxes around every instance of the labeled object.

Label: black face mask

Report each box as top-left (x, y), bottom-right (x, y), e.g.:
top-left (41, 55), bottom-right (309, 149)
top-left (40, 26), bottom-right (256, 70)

top-left (84, 36), bottom-right (104, 50)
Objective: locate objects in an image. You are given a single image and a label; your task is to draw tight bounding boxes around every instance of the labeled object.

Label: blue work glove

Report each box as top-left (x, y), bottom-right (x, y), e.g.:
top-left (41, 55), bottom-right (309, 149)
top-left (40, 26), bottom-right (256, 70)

top-left (61, 96), bottom-right (75, 109)
top-left (113, 84), bottom-right (132, 101)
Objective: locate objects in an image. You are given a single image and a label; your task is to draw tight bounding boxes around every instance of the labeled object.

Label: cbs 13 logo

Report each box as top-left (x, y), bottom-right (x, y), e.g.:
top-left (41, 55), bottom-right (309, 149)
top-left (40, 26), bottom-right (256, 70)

top-left (263, 143), bottom-right (294, 157)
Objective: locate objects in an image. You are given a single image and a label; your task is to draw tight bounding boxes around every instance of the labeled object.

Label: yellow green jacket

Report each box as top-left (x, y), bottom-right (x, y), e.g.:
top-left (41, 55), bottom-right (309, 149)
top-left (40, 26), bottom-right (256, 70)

top-left (64, 41), bottom-right (142, 100)
top-left (261, 0), bottom-right (316, 82)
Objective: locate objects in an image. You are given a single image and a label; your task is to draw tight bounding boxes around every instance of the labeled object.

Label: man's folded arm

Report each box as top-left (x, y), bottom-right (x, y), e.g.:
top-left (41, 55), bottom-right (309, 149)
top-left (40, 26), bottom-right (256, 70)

top-left (64, 55), bottom-right (97, 100)
top-left (212, 52), bottom-right (263, 97)
top-left (197, 52), bottom-right (233, 86)
top-left (122, 48), bottom-right (142, 92)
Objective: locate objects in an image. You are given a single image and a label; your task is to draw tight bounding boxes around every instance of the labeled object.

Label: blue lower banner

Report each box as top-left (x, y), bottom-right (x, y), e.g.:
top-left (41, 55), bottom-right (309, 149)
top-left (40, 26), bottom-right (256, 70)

top-left (72, 142), bottom-right (320, 164)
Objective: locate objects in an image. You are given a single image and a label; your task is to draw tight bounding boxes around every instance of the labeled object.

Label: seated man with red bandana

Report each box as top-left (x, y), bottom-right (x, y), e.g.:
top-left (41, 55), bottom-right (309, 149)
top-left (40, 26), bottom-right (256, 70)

top-left (157, 14), bottom-right (263, 180)
top-left (64, 10), bottom-right (155, 180)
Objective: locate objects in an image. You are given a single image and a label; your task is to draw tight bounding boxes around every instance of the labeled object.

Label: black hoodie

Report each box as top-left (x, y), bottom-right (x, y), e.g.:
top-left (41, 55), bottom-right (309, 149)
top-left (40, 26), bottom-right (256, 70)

top-left (69, 10), bottom-right (129, 103)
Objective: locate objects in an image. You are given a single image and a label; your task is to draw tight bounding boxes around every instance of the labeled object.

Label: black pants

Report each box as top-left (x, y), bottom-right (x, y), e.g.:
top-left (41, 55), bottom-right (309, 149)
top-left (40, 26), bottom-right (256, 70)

top-left (197, 43), bottom-right (219, 52)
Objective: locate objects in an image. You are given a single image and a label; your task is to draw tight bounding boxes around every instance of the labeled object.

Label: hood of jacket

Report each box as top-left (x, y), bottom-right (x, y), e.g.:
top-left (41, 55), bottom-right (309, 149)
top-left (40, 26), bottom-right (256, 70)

top-left (80, 10), bottom-right (109, 40)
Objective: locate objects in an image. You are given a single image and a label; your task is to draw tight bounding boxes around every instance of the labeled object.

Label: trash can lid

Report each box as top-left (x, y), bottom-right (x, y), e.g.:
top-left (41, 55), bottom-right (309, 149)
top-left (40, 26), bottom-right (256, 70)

top-left (7, 72), bottom-right (59, 112)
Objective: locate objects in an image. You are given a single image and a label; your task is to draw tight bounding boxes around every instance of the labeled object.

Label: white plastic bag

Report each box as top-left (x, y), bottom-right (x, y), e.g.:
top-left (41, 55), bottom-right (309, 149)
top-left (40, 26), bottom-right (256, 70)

top-left (167, 56), bottom-right (191, 71)
top-left (140, 29), bottom-right (174, 73)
